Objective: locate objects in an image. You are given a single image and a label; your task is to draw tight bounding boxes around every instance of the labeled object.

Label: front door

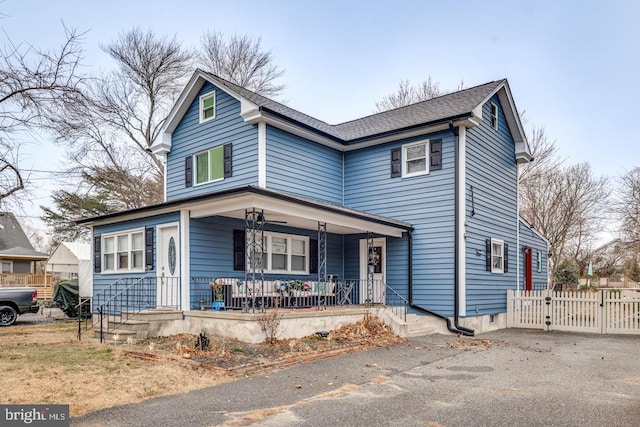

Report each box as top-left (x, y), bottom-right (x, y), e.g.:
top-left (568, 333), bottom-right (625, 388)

top-left (157, 224), bottom-right (180, 308)
top-left (359, 238), bottom-right (386, 304)
top-left (524, 246), bottom-right (533, 291)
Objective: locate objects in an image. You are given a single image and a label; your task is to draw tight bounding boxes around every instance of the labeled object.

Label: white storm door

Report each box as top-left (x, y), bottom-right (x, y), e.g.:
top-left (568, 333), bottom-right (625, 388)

top-left (359, 238), bottom-right (386, 304)
top-left (157, 224), bottom-right (180, 308)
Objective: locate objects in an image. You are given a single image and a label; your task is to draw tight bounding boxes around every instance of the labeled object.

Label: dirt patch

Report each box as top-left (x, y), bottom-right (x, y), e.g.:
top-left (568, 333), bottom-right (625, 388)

top-left (0, 314), bottom-right (401, 417)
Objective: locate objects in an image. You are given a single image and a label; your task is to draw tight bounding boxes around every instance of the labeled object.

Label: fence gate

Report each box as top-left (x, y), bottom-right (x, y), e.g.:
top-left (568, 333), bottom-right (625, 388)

top-left (507, 289), bottom-right (640, 335)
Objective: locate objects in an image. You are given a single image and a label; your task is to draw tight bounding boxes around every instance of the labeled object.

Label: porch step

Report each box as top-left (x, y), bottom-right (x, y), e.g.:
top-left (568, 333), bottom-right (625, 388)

top-left (126, 309), bottom-right (183, 322)
top-left (94, 328), bottom-right (142, 343)
top-left (107, 318), bottom-right (151, 335)
top-left (404, 313), bottom-right (437, 337)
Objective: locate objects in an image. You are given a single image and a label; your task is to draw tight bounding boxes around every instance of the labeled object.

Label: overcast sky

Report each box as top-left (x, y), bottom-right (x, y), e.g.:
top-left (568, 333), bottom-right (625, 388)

top-left (3, 0), bottom-right (639, 238)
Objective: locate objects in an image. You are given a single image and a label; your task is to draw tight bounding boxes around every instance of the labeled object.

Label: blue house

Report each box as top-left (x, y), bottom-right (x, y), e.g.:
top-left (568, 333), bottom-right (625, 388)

top-left (78, 69), bottom-right (548, 339)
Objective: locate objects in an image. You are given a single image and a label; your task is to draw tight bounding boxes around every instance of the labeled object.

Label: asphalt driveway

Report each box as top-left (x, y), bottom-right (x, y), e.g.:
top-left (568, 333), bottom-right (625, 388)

top-left (72, 329), bottom-right (640, 427)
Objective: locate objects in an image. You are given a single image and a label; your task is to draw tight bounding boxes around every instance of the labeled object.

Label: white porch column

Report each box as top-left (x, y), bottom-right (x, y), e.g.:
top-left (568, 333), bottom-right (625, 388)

top-left (180, 209), bottom-right (190, 311)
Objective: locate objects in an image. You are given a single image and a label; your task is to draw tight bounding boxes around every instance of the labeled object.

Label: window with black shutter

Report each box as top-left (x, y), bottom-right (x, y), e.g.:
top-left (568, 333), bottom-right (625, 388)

top-left (390, 148), bottom-right (401, 178)
top-left (94, 235), bottom-right (101, 273)
top-left (487, 238), bottom-right (506, 274)
top-left (224, 143), bottom-right (232, 178)
top-left (309, 239), bottom-right (318, 274)
top-left (504, 243), bottom-right (509, 273)
top-left (233, 229), bottom-right (245, 270)
top-left (185, 156), bottom-right (193, 187)
top-left (485, 239), bottom-right (491, 272)
top-left (430, 139), bottom-right (442, 170)
top-left (145, 227), bottom-right (155, 271)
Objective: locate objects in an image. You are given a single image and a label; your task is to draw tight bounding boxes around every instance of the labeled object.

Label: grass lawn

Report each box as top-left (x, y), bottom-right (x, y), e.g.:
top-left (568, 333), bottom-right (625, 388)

top-left (0, 314), bottom-right (398, 417)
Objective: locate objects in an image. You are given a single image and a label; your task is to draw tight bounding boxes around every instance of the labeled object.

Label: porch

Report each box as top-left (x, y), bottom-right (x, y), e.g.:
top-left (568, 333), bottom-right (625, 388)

top-left (0, 273), bottom-right (55, 300)
top-left (79, 274), bottom-right (435, 343)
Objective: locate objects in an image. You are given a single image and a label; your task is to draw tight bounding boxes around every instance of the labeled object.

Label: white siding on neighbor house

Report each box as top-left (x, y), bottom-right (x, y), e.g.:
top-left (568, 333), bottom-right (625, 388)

top-left (464, 95), bottom-right (519, 316)
top-left (165, 82), bottom-right (259, 201)
top-left (344, 130), bottom-right (456, 316)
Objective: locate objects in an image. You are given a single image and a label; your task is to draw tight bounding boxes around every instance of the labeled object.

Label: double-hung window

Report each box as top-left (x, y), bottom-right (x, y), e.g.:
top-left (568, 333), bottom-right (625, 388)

top-left (195, 145), bottom-right (224, 185)
top-left (102, 229), bottom-right (144, 273)
top-left (491, 239), bottom-right (504, 274)
top-left (199, 91), bottom-right (216, 123)
top-left (490, 102), bottom-right (499, 130)
top-left (536, 249), bottom-right (542, 272)
top-left (248, 232), bottom-right (309, 274)
top-left (402, 140), bottom-right (429, 177)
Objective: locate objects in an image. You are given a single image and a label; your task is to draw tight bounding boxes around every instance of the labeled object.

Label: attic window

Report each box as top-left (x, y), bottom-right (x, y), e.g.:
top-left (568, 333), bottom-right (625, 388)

top-left (200, 91), bottom-right (216, 123)
top-left (490, 102), bottom-right (498, 130)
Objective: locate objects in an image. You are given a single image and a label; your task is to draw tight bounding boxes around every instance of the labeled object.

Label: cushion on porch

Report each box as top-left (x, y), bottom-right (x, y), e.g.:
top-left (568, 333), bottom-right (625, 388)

top-left (312, 281), bottom-right (335, 295)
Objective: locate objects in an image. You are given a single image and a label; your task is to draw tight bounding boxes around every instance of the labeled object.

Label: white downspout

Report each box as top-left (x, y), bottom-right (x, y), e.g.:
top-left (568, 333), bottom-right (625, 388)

top-left (458, 126), bottom-right (467, 317)
top-left (516, 168), bottom-right (520, 292)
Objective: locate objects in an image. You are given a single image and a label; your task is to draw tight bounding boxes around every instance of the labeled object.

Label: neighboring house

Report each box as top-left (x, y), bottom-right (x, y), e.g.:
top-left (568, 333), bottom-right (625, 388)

top-left (78, 69), bottom-right (548, 336)
top-left (0, 212), bottom-right (49, 278)
top-left (46, 242), bottom-right (93, 297)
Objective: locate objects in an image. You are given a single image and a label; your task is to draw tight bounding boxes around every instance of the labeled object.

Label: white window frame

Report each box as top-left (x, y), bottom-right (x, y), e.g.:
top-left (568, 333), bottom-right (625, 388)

top-left (1, 260), bottom-right (12, 273)
top-left (402, 140), bottom-right (430, 178)
top-left (536, 249), bottom-right (542, 273)
top-left (491, 238), bottom-right (504, 274)
top-left (101, 228), bottom-right (145, 274)
top-left (194, 145), bottom-right (225, 186)
top-left (250, 231), bottom-right (309, 275)
top-left (490, 102), bottom-right (498, 130)
top-left (199, 91), bottom-right (216, 123)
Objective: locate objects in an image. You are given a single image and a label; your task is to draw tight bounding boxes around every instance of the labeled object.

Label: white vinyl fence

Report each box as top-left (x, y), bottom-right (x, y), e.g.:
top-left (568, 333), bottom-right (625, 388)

top-left (507, 289), bottom-right (640, 335)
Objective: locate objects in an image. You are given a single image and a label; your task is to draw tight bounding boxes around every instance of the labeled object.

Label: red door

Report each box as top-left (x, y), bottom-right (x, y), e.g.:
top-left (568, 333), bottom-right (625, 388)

top-left (524, 247), bottom-right (533, 291)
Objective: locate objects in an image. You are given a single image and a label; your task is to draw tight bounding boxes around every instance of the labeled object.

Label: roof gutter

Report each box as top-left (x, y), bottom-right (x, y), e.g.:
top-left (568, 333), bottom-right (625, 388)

top-left (259, 107), bottom-right (476, 148)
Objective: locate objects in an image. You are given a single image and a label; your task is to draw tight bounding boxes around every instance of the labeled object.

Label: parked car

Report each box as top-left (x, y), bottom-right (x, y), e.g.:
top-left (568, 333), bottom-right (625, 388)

top-left (0, 287), bottom-right (39, 326)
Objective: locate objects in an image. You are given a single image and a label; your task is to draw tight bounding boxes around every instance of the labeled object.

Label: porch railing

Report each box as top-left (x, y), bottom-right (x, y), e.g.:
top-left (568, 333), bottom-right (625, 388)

top-left (0, 273), bottom-right (53, 286)
top-left (77, 276), bottom-right (180, 341)
top-left (0, 273), bottom-right (55, 300)
top-left (190, 277), bottom-right (406, 318)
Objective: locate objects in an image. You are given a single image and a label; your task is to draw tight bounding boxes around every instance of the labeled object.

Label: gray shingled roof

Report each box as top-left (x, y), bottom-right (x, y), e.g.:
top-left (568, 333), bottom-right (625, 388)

top-left (203, 70), bottom-right (504, 142)
top-left (0, 212), bottom-right (48, 258)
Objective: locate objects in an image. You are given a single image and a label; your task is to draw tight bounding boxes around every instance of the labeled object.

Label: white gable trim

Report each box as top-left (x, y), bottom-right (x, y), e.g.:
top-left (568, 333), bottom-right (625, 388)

top-left (518, 217), bottom-right (550, 246)
top-left (152, 70), bottom-right (531, 165)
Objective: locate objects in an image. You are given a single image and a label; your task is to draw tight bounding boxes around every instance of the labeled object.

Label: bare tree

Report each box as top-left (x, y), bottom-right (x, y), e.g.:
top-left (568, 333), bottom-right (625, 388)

top-left (619, 167), bottom-right (640, 249)
top-left (518, 125), bottom-right (561, 183)
top-left (520, 162), bottom-right (610, 272)
top-left (374, 76), bottom-right (463, 112)
top-left (198, 31), bottom-right (285, 98)
top-left (45, 28), bottom-right (286, 238)
top-left (0, 26), bottom-right (83, 208)
top-left (49, 27), bottom-right (193, 189)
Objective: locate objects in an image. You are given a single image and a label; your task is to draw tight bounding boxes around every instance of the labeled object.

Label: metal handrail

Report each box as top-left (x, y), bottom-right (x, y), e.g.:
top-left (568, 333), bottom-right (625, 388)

top-left (384, 283), bottom-right (408, 322)
top-left (76, 275), bottom-right (180, 341)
